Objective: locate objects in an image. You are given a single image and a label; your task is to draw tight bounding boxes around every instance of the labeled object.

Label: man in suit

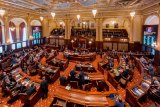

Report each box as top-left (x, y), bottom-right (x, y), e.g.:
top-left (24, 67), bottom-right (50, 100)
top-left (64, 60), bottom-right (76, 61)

top-left (25, 84), bottom-right (36, 96)
top-left (40, 77), bottom-right (48, 99)
top-left (60, 75), bottom-right (67, 86)
top-left (69, 69), bottom-right (77, 81)
top-left (78, 71), bottom-right (85, 89)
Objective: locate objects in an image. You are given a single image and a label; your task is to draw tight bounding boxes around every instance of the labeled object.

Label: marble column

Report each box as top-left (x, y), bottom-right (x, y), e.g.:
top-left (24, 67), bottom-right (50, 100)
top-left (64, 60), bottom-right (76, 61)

top-left (4, 16), bottom-right (9, 44)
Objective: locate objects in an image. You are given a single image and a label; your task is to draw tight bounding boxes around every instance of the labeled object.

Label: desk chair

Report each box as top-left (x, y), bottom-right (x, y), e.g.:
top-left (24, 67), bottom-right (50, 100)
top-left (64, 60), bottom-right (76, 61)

top-left (70, 81), bottom-right (79, 89)
top-left (52, 104), bottom-right (63, 107)
top-left (84, 83), bottom-right (92, 91)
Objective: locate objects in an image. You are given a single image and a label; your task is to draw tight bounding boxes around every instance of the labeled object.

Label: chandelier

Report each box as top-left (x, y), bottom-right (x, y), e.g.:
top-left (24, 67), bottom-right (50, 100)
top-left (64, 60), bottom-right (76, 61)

top-left (40, 16), bottom-right (44, 21)
top-left (92, 9), bottom-right (97, 17)
top-left (77, 14), bottom-right (80, 20)
top-left (51, 12), bottom-right (56, 19)
top-left (0, 9), bottom-right (5, 17)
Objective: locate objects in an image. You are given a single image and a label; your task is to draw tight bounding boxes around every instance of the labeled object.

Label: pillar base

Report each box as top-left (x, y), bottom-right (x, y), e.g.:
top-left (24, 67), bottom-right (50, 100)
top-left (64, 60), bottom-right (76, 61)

top-left (64, 39), bottom-right (71, 49)
top-left (95, 41), bottom-right (103, 50)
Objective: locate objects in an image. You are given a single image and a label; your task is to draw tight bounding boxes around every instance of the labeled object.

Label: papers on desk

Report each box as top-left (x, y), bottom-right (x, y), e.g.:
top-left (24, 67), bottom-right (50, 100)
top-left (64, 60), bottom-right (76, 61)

top-left (65, 86), bottom-right (71, 90)
top-left (11, 69), bottom-right (19, 75)
top-left (131, 87), bottom-right (144, 97)
top-left (84, 76), bottom-right (89, 80)
top-left (22, 78), bottom-right (30, 86)
top-left (15, 74), bottom-right (22, 81)
top-left (141, 81), bottom-right (150, 90)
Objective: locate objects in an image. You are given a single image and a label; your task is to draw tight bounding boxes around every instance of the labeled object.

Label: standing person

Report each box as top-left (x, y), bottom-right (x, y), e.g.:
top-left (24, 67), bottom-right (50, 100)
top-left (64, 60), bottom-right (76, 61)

top-left (100, 49), bottom-right (103, 58)
top-left (40, 77), bottom-right (48, 99)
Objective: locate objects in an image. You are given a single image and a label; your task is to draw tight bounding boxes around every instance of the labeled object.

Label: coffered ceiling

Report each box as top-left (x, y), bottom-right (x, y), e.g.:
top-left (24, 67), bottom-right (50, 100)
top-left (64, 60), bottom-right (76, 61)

top-left (0, 0), bottom-right (160, 16)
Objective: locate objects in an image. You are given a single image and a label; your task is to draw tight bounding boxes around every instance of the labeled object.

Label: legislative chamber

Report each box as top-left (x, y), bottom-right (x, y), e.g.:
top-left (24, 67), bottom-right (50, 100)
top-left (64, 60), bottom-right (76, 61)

top-left (0, 0), bottom-right (160, 107)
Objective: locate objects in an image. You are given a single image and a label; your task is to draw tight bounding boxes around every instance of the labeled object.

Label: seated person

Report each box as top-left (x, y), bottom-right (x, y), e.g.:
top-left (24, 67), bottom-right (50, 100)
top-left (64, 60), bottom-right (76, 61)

top-left (121, 68), bottom-right (129, 79)
top-left (11, 81), bottom-right (25, 92)
top-left (152, 77), bottom-right (160, 89)
top-left (114, 97), bottom-right (125, 107)
top-left (88, 65), bottom-right (93, 71)
top-left (140, 56), bottom-right (147, 65)
top-left (76, 62), bottom-right (82, 68)
top-left (78, 72), bottom-right (85, 86)
top-left (20, 84), bottom-right (36, 97)
top-left (69, 69), bottom-right (77, 81)
top-left (11, 56), bottom-right (18, 65)
top-left (147, 64), bottom-right (155, 77)
top-left (108, 61), bottom-right (114, 69)
top-left (60, 75), bottom-right (67, 86)
top-left (2, 76), bottom-right (16, 90)
top-left (75, 49), bottom-right (80, 53)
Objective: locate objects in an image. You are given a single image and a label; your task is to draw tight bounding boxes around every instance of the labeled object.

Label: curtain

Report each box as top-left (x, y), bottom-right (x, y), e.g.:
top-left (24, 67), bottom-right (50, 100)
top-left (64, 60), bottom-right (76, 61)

top-left (0, 22), bottom-right (2, 44)
top-left (19, 22), bottom-right (25, 41)
top-left (9, 21), bottom-right (16, 42)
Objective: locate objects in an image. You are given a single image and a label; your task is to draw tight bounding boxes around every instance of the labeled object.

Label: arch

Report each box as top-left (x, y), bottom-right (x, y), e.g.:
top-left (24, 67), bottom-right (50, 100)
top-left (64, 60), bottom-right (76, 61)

top-left (9, 18), bottom-right (28, 43)
top-left (102, 17), bottom-right (130, 28)
top-left (144, 15), bottom-right (159, 25)
top-left (0, 19), bottom-right (5, 44)
top-left (49, 19), bottom-right (59, 34)
top-left (31, 20), bottom-right (42, 26)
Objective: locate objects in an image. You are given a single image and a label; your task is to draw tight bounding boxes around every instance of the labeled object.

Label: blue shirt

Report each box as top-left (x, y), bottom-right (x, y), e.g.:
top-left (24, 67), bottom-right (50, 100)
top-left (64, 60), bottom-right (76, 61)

top-left (115, 101), bottom-right (124, 107)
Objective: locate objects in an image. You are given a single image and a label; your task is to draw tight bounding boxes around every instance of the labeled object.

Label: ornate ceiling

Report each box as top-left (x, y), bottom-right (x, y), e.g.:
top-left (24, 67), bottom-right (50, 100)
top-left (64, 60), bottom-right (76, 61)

top-left (0, 0), bottom-right (160, 16)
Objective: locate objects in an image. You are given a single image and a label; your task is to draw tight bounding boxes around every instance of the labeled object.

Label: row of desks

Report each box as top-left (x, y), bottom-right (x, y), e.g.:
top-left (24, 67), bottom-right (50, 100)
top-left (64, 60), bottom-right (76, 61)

top-left (54, 86), bottom-right (116, 107)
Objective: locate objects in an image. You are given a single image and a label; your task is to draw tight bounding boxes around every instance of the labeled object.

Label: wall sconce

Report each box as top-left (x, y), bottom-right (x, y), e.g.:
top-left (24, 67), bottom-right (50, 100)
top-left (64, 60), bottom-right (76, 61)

top-left (7, 40), bottom-right (10, 44)
top-left (152, 42), bottom-right (157, 47)
top-left (71, 40), bottom-right (74, 43)
top-left (105, 38), bottom-right (111, 41)
top-left (89, 41), bottom-right (92, 44)
top-left (40, 16), bottom-right (44, 21)
top-left (130, 11), bottom-right (136, 17)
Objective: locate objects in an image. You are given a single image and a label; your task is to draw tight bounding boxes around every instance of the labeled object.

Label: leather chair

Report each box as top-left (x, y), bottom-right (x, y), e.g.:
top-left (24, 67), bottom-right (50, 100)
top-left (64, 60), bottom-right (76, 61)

top-left (84, 83), bottom-right (92, 91)
top-left (70, 81), bottom-right (79, 89)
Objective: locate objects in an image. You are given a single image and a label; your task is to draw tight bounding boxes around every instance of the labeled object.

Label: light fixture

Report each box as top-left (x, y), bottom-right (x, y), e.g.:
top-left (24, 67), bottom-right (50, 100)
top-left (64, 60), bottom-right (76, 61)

top-left (0, 9), bottom-right (5, 17)
top-left (9, 22), bottom-right (15, 31)
top-left (89, 41), bottom-right (92, 44)
top-left (77, 14), bottom-right (80, 20)
top-left (51, 12), bottom-right (56, 19)
top-left (130, 11), bottom-right (136, 17)
top-left (10, 27), bottom-right (15, 31)
top-left (40, 16), bottom-right (43, 21)
top-left (152, 42), bottom-right (157, 47)
top-left (92, 9), bottom-right (97, 17)
top-left (112, 21), bottom-right (115, 25)
top-left (71, 40), bottom-right (74, 43)
top-left (83, 22), bottom-right (86, 25)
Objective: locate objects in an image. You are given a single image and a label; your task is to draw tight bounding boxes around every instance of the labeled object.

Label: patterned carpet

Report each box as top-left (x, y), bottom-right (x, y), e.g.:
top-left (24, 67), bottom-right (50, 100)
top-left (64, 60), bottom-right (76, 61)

top-left (0, 52), bottom-right (159, 107)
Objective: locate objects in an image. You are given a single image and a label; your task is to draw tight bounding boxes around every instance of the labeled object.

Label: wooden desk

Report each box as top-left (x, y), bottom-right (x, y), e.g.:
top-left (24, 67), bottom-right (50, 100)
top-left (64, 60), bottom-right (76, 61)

top-left (37, 63), bottom-right (60, 83)
top-left (64, 52), bottom-right (96, 61)
top-left (47, 58), bottom-right (69, 70)
top-left (75, 63), bottom-right (96, 73)
top-left (98, 60), bottom-right (108, 74)
top-left (54, 86), bottom-right (115, 107)
top-left (126, 57), bottom-right (152, 107)
top-left (10, 68), bottom-right (42, 106)
top-left (46, 50), bottom-right (57, 62)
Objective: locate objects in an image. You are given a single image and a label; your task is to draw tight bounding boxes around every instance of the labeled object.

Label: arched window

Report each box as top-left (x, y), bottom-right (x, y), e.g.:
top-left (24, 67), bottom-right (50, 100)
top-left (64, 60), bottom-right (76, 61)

top-left (31, 20), bottom-right (42, 39)
top-left (144, 15), bottom-right (159, 25)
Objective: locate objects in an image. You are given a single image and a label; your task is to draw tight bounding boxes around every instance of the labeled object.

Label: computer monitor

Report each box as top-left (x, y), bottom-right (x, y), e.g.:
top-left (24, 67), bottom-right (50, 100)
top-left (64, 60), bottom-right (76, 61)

top-left (0, 46), bottom-right (3, 53)
top-left (34, 40), bottom-right (37, 44)
top-left (22, 42), bottom-right (26, 47)
top-left (12, 44), bottom-right (16, 50)
top-left (17, 43), bottom-right (21, 49)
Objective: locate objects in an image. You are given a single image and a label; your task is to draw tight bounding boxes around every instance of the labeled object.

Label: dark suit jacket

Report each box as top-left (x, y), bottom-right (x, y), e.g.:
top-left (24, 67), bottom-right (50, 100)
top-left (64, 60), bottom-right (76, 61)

top-left (40, 80), bottom-right (48, 93)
